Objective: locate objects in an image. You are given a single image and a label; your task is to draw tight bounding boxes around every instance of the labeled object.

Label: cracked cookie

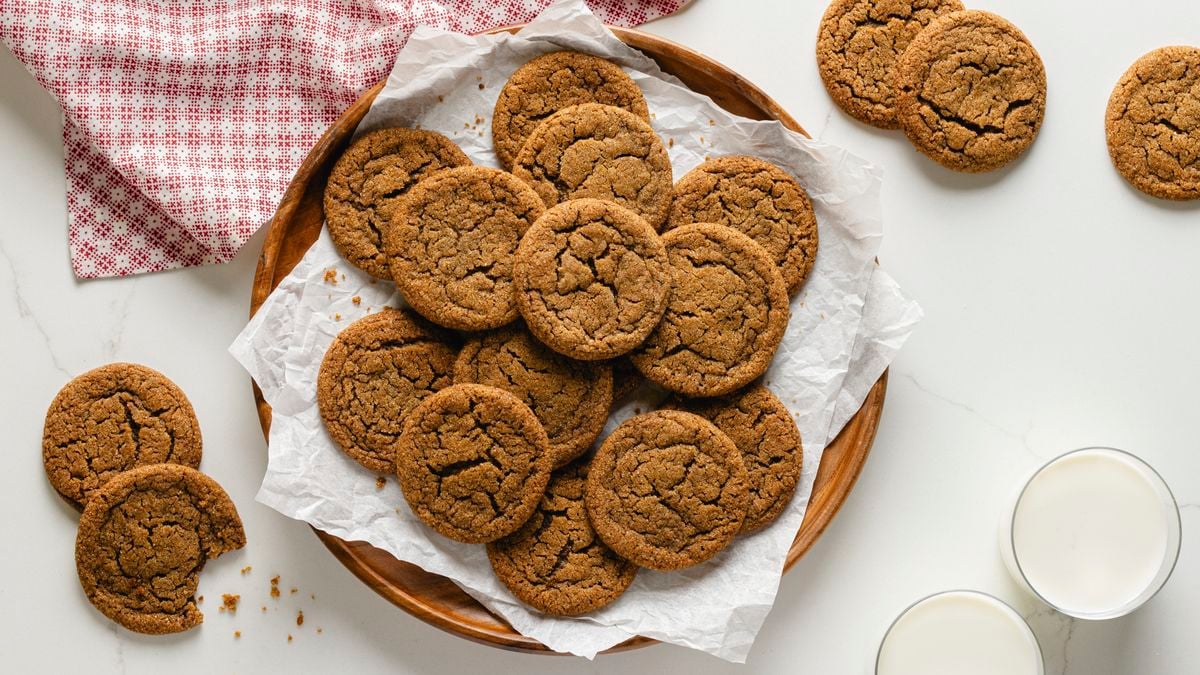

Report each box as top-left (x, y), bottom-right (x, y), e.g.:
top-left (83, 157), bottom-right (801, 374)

top-left (395, 383), bottom-right (553, 543)
top-left (514, 199), bottom-right (671, 361)
top-left (43, 363), bottom-right (202, 510)
top-left (665, 384), bottom-right (803, 533)
top-left (667, 156), bottom-right (819, 294)
top-left (493, 51), bottom-right (650, 169)
top-left (454, 326), bottom-right (612, 467)
top-left (816, 0), bottom-right (965, 129)
top-left (511, 103), bottom-right (673, 230)
top-left (324, 127), bottom-right (470, 279)
top-left (75, 464), bottom-right (246, 634)
top-left (585, 410), bottom-right (749, 570)
top-left (487, 460), bottom-right (638, 615)
top-left (1105, 46), bottom-right (1200, 201)
top-left (894, 10), bottom-right (1046, 173)
top-left (317, 308), bottom-right (457, 473)
top-left (386, 166), bottom-right (544, 331)
top-left (631, 223), bottom-right (789, 398)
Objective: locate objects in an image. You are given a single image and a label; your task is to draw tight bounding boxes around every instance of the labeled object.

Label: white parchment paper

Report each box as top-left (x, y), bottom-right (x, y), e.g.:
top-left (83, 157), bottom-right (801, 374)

top-left (229, 0), bottom-right (923, 662)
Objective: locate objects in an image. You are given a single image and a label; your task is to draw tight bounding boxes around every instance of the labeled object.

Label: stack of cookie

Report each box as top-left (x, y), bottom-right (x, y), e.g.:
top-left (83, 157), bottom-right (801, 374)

top-left (41, 363), bottom-right (246, 634)
top-left (319, 51), bottom-right (814, 616)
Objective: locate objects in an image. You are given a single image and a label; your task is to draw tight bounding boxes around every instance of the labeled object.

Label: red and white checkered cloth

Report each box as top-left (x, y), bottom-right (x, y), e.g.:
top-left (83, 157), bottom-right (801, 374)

top-left (0, 0), bottom-right (688, 278)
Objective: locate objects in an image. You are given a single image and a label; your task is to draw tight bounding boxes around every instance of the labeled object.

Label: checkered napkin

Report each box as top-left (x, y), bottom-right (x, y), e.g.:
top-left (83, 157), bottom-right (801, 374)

top-left (0, 0), bottom-right (688, 278)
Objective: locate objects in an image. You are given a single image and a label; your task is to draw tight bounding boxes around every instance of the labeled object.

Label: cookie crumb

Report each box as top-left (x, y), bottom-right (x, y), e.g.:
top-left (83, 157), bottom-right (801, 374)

top-left (334, 313), bottom-right (342, 321)
top-left (310, 593), bottom-right (316, 600)
top-left (668, 138), bottom-right (674, 148)
top-left (290, 588), bottom-right (299, 595)
top-left (222, 594), bottom-right (240, 614)
top-left (261, 606), bottom-right (267, 613)
top-left (287, 634), bottom-right (293, 643)
top-left (241, 565), bottom-right (252, 575)
top-left (708, 119), bottom-right (715, 126)
top-left (317, 627), bottom-right (323, 635)
top-left (234, 630), bottom-right (241, 639)
top-left (699, 135), bottom-right (704, 143)
top-left (197, 595), bottom-right (204, 604)
top-left (477, 82), bottom-right (485, 90)
top-left (323, 268), bottom-right (338, 285)
top-left (351, 296), bottom-right (361, 306)
top-left (437, 95), bottom-right (444, 102)
top-left (270, 575), bottom-right (281, 599)
top-left (297, 610), bottom-right (305, 627)
top-left (376, 476), bottom-right (387, 490)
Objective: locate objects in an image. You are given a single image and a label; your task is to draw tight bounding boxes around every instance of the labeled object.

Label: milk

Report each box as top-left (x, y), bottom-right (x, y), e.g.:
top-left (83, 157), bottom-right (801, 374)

top-left (876, 591), bottom-right (1043, 675)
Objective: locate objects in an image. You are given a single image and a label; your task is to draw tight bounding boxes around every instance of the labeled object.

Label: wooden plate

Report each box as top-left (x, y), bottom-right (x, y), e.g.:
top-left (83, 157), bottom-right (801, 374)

top-left (249, 25), bottom-right (888, 655)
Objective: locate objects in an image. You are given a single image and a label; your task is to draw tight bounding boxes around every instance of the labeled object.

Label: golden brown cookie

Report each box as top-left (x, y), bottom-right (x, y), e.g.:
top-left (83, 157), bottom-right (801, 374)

top-left (1105, 46), bottom-right (1200, 201)
top-left (514, 199), bottom-right (671, 361)
top-left (585, 410), bottom-right (749, 570)
top-left (75, 464), bottom-right (246, 635)
top-left (454, 326), bottom-right (612, 468)
top-left (317, 308), bottom-right (457, 473)
top-left (894, 10), bottom-right (1046, 173)
top-left (816, 0), bottom-right (965, 129)
top-left (666, 384), bottom-right (803, 533)
top-left (487, 460), bottom-right (638, 615)
top-left (631, 223), bottom-right (789, 398)
top-left (667, 156), bottom-right (819, 294)
top-left (43, 363), bottom-right (202, 510)
top-left (511, 103), bottom-right (673, 230)
top-left (395, 384), bottom-right (553, 543)
top-left (386, 166), bottom-right (544, 331)
top-left (324, 128), bottom-right (470, 278)
top-left (493, 51), bottom-right (650, 169)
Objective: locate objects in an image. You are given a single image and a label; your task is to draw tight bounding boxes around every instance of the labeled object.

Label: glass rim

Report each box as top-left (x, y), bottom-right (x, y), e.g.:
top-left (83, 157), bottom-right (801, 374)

top-left (1008, 446), bottom-right (1183, 620)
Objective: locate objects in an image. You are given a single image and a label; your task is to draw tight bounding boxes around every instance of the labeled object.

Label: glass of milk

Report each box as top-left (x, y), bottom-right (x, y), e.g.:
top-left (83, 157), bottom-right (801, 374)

top-left (876, 590), bottom-right (1044, 675)
top-left (1000, 447), bottom-right (1182, 619)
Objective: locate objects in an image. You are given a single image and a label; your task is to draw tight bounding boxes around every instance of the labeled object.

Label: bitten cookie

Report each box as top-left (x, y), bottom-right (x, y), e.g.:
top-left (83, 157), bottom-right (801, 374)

top-left (395, 384), bottom-right (553, 543)
top-left (894, 10), bottom-right (1046, 172)
top-left (75, 464), bottom-right (246, 635)
top-left (487, 460), bottom-right (638, 615)
top-left (1105, 46), bottom-right (1200, 201)
top-left (585, 410), bottom-right (749, 570)
top-left (317, 308), bottom-right (457, 473)
top-left (511, 103), bottom-right (673, 230)
top-left (514, 199), bottom-right (671, 360)
top-left (666, 384), bottom-right (803, 533)
top-left (43, 363), bottom-right (202, 510)
top-left (667, 156), bottom-right (819, 294)
top-left (323, 128), bottom-right (470, 278)
top-left (816, 0), bottom-right (965, 129)
top-left (386, 166), bottom-right (544, 331)
top-left (631, 223), bottom-right (789, 397)
top-left (493, 51), bottom-right (650, 169)
top-left (454, 326), bottom-right (612, 468)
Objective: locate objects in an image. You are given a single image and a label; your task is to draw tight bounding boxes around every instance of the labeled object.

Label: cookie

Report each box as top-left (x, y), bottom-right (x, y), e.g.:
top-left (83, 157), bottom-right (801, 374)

top-left (816, 0), bottom-right (965, 129)
top-left (324, 127), bottom-right (470, 278)
top-left (894, 10), bottom-right (1046, 173)
top-left (386, 166), bottom-right (544, 331)
top-left (42, 363), bottom-right (202, 510)
top-left (487, 460), bottom-right (638, 615)
top-left (394, 384), bottom-right (554, 543)
top-left (666, 384), bottom-right (803, 533)
top-left (454, 326), bottom-right (612, 467)
top-left (585, 410), bottom-right (749, 570)
top-left (1105, 46), bottom-right (1200, 201)
top-left (631, 223), bottom-right (789, 398)
top-left (317, 308), bottom-right (457, 473)
top-left (493, 51), bottom-right (650, 169)
top-left (75, 464), bottom-right (246, 634)
top-left (514, 199), bottom-right (672, 361)
top-left (511, 103), bottom-right (673, 230)
top-left (667, 156), bottom-right (819, 294)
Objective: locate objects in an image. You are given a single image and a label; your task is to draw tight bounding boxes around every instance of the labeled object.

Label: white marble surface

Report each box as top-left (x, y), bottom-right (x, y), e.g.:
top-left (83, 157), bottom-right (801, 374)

top-left (1, 1), bottom-right (1196, 672)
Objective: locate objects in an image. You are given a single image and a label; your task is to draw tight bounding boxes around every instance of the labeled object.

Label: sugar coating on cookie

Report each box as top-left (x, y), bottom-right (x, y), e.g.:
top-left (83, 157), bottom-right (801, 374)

top-left (454, 326), bottom-right (612, 468)
top-left (631, 223), bottom-right (789, 397)
top-left (317, 308), bottom-right (457, 473)
top-left (585, 410), bottom-right (749, 570)
top-left (1105, 46), bottom-right (1200, 201)
top-left (75, 464), bottom-right (246, 634)
top-left (667, 156), bottom-right (819, 294)
top-left (394, 384), bottom-right (554, 543)
top-left (514, 199), bottom-right (671, 360)
top-left (324, 128), bottom-right (470, 279)
top-left (894, 10), bottom-right (1046, 173)
top-left (493, 51), bottom-right (649, 169)
top-left (511, 103), bottom-right (673, 230)
top-left (386, 166), bottom-right (544, 331)
top-left (43, 363), bottom-right (202, 510)
top-left (816, 0), bottom-right (965, 129)
top-left (487, 460), bottom-right (638, 615)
